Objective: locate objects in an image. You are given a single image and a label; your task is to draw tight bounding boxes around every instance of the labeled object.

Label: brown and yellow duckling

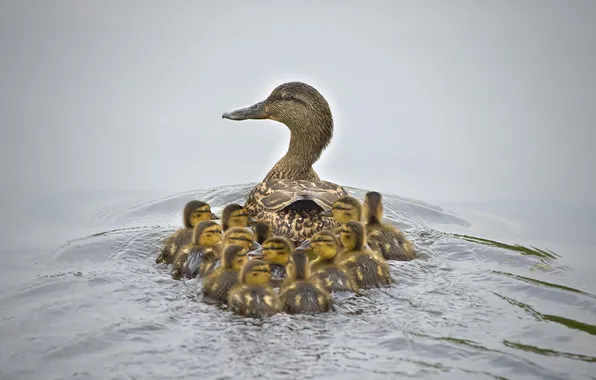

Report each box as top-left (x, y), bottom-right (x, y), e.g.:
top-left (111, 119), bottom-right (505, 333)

top-left (227, 259), bottom-right (280, 318)
top-left (201, 244), bottom-right (249, 304)
top-left (222, 82), bottom-right (350, 245)
top-left (198, 227), bottom-right (261, 278)
top-left (171, 220), bottom-right (222, 280)
top-left (320, 195), bottom-right (363, 232)
top-left (221, 203), bottom-right (257, 231)
top-left (337, 221), bottom-right (393, 289)
top-left (278, 250), bottom-right (334, 314)
top-left (363, 191), bottom-right (416, 261)
top-left (297, 231), bottom-right (359, 294)
top-left (156, 200), bottom-right (218, 264)
top-left (259, 237), bottom-right (293, 288)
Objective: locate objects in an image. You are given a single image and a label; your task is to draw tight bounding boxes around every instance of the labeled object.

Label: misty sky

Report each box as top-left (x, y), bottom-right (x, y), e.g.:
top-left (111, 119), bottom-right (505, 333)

top-left (1, 0), bottom-right (595, 208)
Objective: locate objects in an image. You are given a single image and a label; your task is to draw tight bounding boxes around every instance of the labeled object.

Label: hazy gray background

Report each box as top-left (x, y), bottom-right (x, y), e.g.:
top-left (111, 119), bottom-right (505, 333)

top-left (1, 1), bottom-right (595, 246)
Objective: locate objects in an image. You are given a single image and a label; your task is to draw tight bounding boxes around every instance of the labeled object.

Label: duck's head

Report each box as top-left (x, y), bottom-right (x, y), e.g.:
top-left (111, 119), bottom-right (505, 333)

top-left (221, 203), bottom-right (256, 231)
top-left (320, 196), bottom-right (362, 224)
top-left (286, 250), bottom-right (310, 281)
top-left (240, 259), bottom-right (271, 286)
top-left (253, 222), bottom-right (272, 245)
top-left (261, 237), bottom-right (293, 267)
top-left (363, 191), bottom-right (384, 224)
top-left (222, 244), bottom-right (249, 271)
top-left (297, 230), bottom-right (338, 261)
top-left (223, 227), bottom-right (260, 252)
top-left (193, 220), bottom-right (223, 247)
top-left (183, 200), bottom-right (219, 228)
top-left (340, 221), bottom-right (366, 251)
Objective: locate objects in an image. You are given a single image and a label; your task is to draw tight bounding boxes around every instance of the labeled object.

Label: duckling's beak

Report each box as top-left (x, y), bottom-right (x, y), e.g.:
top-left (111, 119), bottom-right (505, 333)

top-left (250, 241), bottom-right (261, 251)
top-left (295, 240), bottom-right (312, 252)
top-left (247, 216), bottom-right (258, 227)
top-left (210, 212), bottom-right (220, 220)
top-left (222, 100), bottom-right (269, 120)
top-left (319, 209), bottom-right (332, 217)
top-left (248, 246), bottom-right (264, 260)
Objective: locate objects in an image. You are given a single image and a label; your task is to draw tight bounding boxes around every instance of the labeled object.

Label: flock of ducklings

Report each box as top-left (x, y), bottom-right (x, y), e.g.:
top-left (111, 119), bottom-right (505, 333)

top-left (156, 192), bottom-right (416, 319)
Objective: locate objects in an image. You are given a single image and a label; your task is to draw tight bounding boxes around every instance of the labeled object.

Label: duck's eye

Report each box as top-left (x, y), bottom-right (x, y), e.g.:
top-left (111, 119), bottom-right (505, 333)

top-left (282, 93), bottom-right (293, 101)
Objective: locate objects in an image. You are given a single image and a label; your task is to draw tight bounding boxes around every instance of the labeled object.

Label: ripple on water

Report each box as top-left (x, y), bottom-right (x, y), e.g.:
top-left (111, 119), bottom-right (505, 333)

top-left (1, 184), bottom-right (595, 380)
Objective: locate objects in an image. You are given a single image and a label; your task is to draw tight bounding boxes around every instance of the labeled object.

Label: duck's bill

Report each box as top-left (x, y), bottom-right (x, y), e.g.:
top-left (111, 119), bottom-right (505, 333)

top-left (250, 241), bottom-right (262, 251)
top-left (248, 246), bottom-right (264, 260)
top-left (184, 252), bottom-right (203, 276)
top-left (210, 212), bottom-right (220, 220)
top-left (295, 240), bottom-right (312, 252)
top-left (222, 100), bottom-right (269, 120)
top-left (319, 209), bottom-right (332, 217)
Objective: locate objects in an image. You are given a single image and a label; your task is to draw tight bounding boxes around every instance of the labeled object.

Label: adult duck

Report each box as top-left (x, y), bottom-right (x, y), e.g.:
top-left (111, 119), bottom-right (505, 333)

top-left (222, 82), bottom-right (349, 245)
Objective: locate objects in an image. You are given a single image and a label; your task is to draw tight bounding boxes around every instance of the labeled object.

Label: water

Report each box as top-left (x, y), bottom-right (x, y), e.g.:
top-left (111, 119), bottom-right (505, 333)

top-left (1, 184), bottom-right (595, 379)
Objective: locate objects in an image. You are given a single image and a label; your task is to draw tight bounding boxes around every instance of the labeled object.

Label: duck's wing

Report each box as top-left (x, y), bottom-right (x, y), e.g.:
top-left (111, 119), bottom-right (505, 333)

top-left (249, 179), bottom-right (349, 212)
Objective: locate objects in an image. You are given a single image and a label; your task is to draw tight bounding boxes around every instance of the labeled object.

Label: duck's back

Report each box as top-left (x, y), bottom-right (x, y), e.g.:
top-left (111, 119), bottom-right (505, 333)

top-left (311, 266), bottom-right (358, 293)
top-left (279, 280), bottom-right (334, 314)
top-left (157, 228), bottom-right (193, 264)
top-left (339, 251), bottom-right (393, 289)
top-left (202, 269), bottom-right (239, 304)
top-left (227, 285), bottom-right (280, 318)
top-left (366, 223), bottom-right (415, 261)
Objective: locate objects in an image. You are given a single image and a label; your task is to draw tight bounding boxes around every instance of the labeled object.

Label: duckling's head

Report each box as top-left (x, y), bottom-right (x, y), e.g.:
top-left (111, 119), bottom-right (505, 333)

top-left (193, 220), bottom-right (223, 247)
top-left (320, 196), bottom-right (362, 224)
top-left (262, 237), bottom-right (293, 267)
top-left (286, 250), bottom-right (310, 281)
top-left (222, 244), bottom-right (248, 271)
top-left (340, 221), bottom-right (366, 251)
top-left (183, 200), bottom-right (219, 228)
top-left (363, 191), bottom-right (384, 224)
top-left (223, 227), bottom-right (259, 252)
top-left (298, 230), bottom-right (338, 261)
top-left (221, 203), bottom-right (255, 231)
top-left (254, 222), bottom-right (272, 245)
top-left (240, 259), bottom-right (271, 286)
top-left (222, 82), bottom-right (333, 158)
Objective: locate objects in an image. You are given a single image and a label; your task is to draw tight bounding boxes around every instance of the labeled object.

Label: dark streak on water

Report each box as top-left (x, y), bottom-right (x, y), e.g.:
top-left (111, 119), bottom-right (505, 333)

top-left (1, 184), bottom-right (595, 379)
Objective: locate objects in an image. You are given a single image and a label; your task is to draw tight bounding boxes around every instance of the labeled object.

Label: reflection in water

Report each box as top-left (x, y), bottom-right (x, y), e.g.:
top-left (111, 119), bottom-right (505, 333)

top-left (0, 184), bottom-right (595, 380)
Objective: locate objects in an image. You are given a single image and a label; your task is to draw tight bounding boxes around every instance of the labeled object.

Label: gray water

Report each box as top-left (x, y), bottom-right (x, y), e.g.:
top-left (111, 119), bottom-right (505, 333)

top-left (1, 184), bottom-right (595, 380)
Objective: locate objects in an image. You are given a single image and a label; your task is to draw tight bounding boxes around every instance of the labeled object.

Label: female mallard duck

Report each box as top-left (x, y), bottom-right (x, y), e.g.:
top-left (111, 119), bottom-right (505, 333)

top-left (253, 222), bottom-right (272, 245)
top-left (221, 203), bottom-right (257, 231)
top-left (201, 244), bottom-right (249, 304)
top-left (297, 231), bottom-right (359, 294)
top-left (197, 226), bottom-right (261, 278)
top-left (363, 191), bottom-right (416, 261)
top-left (156, 200), bottom-right (218, 264)
top-left (227, 259), bottom-right (280, 318)
top-left (260, 237), bottom-right (293, 287)
top-left (278, 250), bottom-right (334, 314)
top-left (222, 82), bottom-right (349, 245)
top-left (171, 220), bottom-right (222, 280)
top-left (337, 221), bottom-right (393, 289)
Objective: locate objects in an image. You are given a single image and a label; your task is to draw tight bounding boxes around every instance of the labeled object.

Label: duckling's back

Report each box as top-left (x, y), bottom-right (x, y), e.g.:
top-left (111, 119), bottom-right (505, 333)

top-left (339, 251), bottom-right (393, 289)
top-left (227, 285), bottom-right (280, 318)
top-left (279, 281), bottom-right (334, 314)
top-left (202, 269), bottom-right (239, 304)
top-left (366, 223), bottom-right (416, 261)
top-left (157, 228), bottom-right (193, 264)
top-left (311, 266), bottom-right (358, 294)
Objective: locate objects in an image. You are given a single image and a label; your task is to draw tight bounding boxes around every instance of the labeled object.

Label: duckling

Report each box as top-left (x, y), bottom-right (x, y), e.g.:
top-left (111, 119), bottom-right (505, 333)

top-left (320, 195), bottom-right (363, 229)
top-left (198, 227), bottom-right (261, 278)
top-left (221, 203), bottom-right (257, 231)
top-left (202, 244), bottom-right (249, 304)
top-left (261, 237), bottom-right (293, 287)
top-left (363, 191), bottom-right (416, 261)
top-left (156, 200), bottom-right (218, 264)
top-left (337, 221), bottom-right (393, 289)
top-left (227, 259), bottom-right (280, 318)
top-left (171, 221), bottom-right (222, 280)
top-left (253, 222), bottom-right (272, 245)
top-left (222, 82), bottom-right (350, 245)
top-left (278, 250), bottom-right (334, 314)
top-left (297, 231), bottom-right (359, 294)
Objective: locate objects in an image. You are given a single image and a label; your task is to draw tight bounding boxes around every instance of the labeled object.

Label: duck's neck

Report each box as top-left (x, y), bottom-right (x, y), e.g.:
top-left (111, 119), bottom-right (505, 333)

top-left (264, 118), bottom-right (332, 181)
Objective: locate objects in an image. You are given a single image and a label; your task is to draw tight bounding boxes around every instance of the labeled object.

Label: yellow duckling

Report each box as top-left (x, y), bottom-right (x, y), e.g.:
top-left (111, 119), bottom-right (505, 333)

top-left (171, 220), bottom-right (222, 280)
top-left (201, 244), bottom-right (249, 304)
top-left (320, 195), bottom-right (363, 229)
top-left (337, 221), bottom-right (393, 289)
top-left (156, 200), bottom-right (218, 264)
top-left (278, 250), bottom-right (334, 314)
top-left (363, 191), bottom-right (416, 261)
top-left (297, 231), bottom-right (359, 294)
top-left (198, 227), bottom-right (261, 278)
top-left (227, 259), bottom-right (280, 318)
top-left (259, 237), bottom-right (293, 288)
top-left (221, 203), bottom-right (257, 231)
top-left (253, 222), bottom-right (272, 245)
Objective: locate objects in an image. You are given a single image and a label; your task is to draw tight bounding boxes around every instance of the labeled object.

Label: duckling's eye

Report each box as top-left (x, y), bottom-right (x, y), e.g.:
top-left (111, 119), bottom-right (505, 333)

top-left (282, 93), bottom-right (293, 101)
